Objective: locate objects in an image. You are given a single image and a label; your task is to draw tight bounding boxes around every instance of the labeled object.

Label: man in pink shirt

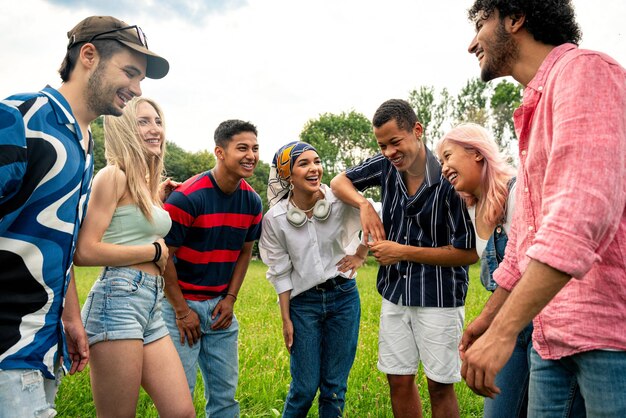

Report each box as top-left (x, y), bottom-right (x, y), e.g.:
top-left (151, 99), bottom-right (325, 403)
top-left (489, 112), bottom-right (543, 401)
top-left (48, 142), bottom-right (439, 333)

top-left (459, 0), bottom-right (626, 416)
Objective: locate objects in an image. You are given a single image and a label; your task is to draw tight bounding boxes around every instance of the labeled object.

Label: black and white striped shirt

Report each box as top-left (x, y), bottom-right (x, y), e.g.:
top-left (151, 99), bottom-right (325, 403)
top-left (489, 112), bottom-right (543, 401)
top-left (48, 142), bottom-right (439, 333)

top-left (345, 147), bottom-right (475, 307)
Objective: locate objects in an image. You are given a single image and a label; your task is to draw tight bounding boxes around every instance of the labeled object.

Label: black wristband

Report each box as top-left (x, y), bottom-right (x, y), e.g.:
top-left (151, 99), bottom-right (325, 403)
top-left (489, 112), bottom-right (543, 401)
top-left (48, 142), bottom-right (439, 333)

top-left (152, 242), bottom-right (162, 263)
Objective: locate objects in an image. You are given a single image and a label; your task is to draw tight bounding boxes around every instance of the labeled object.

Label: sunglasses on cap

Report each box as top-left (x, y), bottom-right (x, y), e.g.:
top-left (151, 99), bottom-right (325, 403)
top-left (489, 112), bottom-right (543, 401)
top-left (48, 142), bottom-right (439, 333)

top-left (68, 25), bottom-right (148, 49)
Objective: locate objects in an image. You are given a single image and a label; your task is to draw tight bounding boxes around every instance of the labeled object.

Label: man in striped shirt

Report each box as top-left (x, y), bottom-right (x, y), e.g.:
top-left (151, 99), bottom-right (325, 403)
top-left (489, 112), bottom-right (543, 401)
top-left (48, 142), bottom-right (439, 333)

top-left (331, 99), bottom-right (477, 418)
top-left (162, 119), bottom-right (263, 417)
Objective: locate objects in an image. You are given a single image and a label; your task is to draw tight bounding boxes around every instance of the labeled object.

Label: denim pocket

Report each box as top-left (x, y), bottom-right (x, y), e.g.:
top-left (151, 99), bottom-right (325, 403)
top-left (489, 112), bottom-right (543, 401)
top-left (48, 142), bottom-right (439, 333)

top-left (105, 276), bottom-right (141, 297)
top-left (337, 278), bottom-right (357, 293)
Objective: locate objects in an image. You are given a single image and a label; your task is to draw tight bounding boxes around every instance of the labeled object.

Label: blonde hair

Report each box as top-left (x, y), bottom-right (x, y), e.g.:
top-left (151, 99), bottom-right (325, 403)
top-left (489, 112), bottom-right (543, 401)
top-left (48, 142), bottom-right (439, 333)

top-left (103, 97), bottom-right (167, 221)
top-left (436, 123), bottom-right (515, 227)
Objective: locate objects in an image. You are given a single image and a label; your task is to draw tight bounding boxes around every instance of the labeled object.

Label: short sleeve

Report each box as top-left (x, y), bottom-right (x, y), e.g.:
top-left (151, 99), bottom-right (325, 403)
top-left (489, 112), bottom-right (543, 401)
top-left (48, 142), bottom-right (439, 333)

top-left (0, 102), bottom-right (27, 202)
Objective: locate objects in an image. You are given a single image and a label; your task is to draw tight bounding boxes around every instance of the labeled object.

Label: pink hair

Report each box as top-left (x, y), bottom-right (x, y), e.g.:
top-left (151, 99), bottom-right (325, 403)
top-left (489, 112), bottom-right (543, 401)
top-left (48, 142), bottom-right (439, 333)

top-left (435, 123), bottom-right (515, 227)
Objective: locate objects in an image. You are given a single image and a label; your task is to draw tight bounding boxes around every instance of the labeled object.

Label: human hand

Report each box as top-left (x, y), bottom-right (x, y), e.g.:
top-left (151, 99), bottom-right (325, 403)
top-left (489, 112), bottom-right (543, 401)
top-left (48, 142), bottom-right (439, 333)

top-left (282, 318), bottom-right (294, 353)
top-left (459, 314), bottom-right (491, 359)
top-left (461, 327), bottom-right (515, 398)
top-left (336, 254), bottom-right (365, 278)
top-left (158, 178), bottom-right (180, 202)
top-left (154, 238), bottom-right (169, 274)
top-left (211, 297), bottom-right (234, 330)
top-left (176, 307), bottom-right (201, 347)
top-left (368, 240), bottom-right (404, 265)
top-left (63, 319), bottom-right (89, 375)
top-left (360, 203), bottom-right (385, 243)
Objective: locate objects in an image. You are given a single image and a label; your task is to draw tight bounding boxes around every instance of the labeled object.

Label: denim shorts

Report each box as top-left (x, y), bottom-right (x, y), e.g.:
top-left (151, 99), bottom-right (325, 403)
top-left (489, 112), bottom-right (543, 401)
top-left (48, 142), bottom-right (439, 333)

top-left (81, 266), bottom-right (169, 346)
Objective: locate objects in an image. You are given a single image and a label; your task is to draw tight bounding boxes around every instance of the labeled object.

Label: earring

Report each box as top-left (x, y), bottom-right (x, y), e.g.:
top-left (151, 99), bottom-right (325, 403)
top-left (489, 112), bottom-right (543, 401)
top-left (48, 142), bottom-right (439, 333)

top-left (289, 183), bottom-right (294, 191)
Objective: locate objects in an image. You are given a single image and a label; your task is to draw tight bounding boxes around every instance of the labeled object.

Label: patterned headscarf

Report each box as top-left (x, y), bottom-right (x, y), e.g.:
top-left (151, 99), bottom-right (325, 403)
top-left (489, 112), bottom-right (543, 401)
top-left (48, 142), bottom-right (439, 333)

top-left (267, 141), bottom-right (317, 208)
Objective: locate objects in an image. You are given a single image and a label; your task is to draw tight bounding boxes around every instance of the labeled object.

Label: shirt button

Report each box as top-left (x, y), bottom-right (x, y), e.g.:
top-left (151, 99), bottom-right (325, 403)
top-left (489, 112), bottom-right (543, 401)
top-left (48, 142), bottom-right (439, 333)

top-left (538, 86), bottom-right (543, 91)
top-left (528, 225), bottom-right (534, 231)
top-left (521, 150), bottom-right (527, 156)
top-left (403, 275), bottom-right (407, 278)
top-left (524, 187), bottom-right (529, 193)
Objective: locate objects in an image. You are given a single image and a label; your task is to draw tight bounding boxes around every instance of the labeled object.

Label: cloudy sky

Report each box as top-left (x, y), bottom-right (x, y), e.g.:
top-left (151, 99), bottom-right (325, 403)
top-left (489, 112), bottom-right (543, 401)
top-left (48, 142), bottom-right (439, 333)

top-left (2, 0), bottom-right (624, 163)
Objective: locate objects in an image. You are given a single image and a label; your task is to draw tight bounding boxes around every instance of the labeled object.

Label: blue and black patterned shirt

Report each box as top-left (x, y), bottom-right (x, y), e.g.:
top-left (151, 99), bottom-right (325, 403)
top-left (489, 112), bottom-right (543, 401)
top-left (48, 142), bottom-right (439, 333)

top-left (0, 86), bottom-right (93, 378)
top-left (345, 147), bottom-right (474, 307)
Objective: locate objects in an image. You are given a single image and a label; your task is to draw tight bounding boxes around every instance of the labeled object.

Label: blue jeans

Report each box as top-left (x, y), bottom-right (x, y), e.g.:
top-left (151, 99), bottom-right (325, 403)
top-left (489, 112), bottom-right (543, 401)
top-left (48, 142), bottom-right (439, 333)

top-left (483, 322), bottom-right (533, 418)
top-left (162, 297), bottom-right (239, 417)
top-left (283, 278), bottom-right (360, 418)
top-left (0, 366), bottom-right (61, 418)
top-left (529, 347), bottom-right (626, 417)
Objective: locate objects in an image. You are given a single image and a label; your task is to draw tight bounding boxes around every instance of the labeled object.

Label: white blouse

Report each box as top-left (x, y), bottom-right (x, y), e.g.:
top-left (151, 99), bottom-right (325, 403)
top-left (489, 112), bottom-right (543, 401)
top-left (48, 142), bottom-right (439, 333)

top-left (468, 181), bottom-right (517, 257)
top-left (259, 184), bottom-right (362, 298)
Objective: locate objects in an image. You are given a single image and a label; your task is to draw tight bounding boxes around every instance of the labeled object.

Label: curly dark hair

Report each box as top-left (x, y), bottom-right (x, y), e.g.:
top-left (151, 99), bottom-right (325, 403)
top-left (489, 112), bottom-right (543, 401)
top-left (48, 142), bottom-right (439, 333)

top-left (468, 0), bottom-right (582, 46)
top-left (214, 119), bottom-right (258, 148)
top-left (372, 99), bottom-right (418, 132)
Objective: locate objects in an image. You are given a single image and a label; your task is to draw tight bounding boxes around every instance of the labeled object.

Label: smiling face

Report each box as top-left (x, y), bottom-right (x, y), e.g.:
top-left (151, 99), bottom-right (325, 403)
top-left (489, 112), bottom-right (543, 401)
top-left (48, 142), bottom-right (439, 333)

top-left (86, 47), bottom-right (147, 117)
top-left (374, 119), bottom-right (423, 173)
top-left (136, 101), bottom-right (163, 156)
top-left (218, 131), bottom-right (259, 179)
top-left (468, 9), bottom-right (519, 82)
top-left (290, 150), bottom-right (323, 196)
top-left (439, 140), bottom-right (484, 197)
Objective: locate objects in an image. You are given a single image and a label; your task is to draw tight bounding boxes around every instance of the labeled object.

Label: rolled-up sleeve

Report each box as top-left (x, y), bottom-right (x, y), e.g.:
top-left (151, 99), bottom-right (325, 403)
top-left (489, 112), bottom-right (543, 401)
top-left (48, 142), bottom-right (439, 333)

top-left (527, 55), bottom-right (626, 279)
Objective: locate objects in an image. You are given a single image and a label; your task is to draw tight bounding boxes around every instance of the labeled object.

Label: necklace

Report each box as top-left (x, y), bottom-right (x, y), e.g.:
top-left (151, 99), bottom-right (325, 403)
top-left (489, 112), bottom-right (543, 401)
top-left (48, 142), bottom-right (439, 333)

top-left (290, 190), bottom-right (322, 212)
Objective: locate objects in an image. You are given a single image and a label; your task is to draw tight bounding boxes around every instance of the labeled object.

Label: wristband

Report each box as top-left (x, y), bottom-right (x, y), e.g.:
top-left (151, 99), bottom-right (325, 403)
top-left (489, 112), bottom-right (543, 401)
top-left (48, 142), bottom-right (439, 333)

top-left (152, 242), bottom-right (162, 263)
top-left (175, 308), bottom-right (192, 321)
top-left (226, 293), bottom-right (237, 301)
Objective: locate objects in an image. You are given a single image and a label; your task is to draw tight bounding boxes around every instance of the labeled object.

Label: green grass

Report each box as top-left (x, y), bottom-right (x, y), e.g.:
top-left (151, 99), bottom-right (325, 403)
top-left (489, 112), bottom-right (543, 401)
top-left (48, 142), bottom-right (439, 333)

top-left (57, 260), bottom-right (490, 417)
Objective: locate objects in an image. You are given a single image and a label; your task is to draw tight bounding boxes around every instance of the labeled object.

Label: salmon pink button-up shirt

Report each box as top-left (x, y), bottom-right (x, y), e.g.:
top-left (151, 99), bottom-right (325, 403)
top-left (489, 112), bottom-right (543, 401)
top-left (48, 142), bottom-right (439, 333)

top-left (494, 43), bottom-right (626, 360)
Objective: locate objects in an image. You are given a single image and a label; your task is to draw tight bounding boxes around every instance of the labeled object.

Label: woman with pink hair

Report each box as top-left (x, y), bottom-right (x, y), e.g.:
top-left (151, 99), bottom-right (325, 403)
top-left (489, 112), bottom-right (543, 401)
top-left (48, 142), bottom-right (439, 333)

top-left (436, 123), bottom-right (530, 418)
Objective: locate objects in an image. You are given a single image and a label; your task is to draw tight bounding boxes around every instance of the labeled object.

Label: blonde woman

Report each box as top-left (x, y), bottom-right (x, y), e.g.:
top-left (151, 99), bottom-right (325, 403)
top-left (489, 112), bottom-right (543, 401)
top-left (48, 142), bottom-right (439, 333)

top-left (74, 98), bottom-right (194, 417)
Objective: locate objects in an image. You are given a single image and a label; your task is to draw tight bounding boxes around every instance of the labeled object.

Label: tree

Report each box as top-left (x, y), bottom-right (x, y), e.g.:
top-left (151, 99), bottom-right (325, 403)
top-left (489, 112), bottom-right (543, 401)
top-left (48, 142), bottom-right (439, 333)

top-left (408, 86), bottom-right (454, 146)
top-left (246, 159), bottom-right (270, 213)
top-left (164, 141), bottom-right (216, 182)
top-left (91, 117), bottom-right (106, 173)
top-left (454, 77), bottom-right (490, 126)
top-left (490, 79), bottom-right (522, 151)
top-left (299, 111), bottom-right (377, 183)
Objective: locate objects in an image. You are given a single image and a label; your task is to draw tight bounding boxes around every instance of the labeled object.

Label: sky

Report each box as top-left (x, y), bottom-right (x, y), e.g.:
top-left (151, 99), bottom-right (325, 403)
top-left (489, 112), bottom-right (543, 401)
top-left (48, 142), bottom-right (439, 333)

top-left (1, 0), bottom-right (624, 164)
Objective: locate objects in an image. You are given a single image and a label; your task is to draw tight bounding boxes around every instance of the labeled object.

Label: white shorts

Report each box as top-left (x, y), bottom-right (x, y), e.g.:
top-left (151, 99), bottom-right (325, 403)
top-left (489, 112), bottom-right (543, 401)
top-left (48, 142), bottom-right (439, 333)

top-left (377, 298), bottom-right (465, 384)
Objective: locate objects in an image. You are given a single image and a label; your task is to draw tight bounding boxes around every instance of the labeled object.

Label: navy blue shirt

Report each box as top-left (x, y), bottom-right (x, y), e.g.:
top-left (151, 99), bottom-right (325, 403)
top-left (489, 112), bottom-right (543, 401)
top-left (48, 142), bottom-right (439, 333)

top-left (345, 147), bottom-right (474, 307)
top-left (164, 171), bottom-right (262, 301)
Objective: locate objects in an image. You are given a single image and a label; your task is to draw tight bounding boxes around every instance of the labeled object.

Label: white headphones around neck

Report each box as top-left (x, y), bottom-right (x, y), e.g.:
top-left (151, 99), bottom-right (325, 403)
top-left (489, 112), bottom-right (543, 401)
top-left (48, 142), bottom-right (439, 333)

top-left (286, 198), bottom-right (332, 227)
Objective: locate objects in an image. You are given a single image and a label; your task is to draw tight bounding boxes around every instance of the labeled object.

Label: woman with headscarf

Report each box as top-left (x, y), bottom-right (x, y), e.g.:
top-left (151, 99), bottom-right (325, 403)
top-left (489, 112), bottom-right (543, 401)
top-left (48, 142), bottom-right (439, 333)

top-left (259, 141), bottom-right (368, 417)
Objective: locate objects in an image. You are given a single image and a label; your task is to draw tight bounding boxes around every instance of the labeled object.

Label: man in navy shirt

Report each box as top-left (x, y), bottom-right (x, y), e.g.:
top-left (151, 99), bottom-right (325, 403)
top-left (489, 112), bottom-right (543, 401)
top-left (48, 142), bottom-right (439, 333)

top-left (331, 99), bottom-right (476, 418)
top-left (0, 16), bottom-right (168, 417)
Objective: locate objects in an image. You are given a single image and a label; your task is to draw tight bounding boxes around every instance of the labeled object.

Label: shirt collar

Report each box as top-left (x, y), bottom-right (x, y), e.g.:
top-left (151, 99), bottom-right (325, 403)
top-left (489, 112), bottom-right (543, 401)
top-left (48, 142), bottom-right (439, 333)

top-left (40, 85), bottom-right (83, 140)
top-left (390, 145), bottom-right (441, 189)
top-left (527, 43), bottom-right (577, 92)
top-left (423, 145), bottom-right (442, 187)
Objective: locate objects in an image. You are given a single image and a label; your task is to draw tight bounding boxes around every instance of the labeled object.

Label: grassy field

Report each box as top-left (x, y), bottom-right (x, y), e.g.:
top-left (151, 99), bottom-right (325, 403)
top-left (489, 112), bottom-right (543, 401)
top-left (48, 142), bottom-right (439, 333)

top-left (57, 259), bottom-right (490, 417)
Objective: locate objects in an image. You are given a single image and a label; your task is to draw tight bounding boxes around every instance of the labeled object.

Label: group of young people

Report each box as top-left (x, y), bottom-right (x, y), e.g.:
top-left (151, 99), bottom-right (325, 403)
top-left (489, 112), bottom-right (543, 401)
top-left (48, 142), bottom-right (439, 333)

top-left (1, 1), bottom-right (625, 417)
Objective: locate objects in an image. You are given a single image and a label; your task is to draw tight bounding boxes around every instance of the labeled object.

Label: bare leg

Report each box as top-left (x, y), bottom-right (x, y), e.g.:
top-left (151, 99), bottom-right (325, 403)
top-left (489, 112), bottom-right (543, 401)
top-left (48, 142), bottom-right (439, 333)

top-left (141, 336), bottom-right (196, 418)
top-left (427, 378), bottom-right (459, 418)
top-left (89, 340), bottom-right (144, 418)
top-left (387, 374), bottom-right (423, 418)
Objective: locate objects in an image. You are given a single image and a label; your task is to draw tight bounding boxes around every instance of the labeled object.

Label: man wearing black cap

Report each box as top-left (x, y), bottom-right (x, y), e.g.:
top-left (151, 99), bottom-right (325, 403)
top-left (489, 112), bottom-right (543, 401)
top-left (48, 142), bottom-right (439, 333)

top-left (0, 16), bottom-right (169, 416)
